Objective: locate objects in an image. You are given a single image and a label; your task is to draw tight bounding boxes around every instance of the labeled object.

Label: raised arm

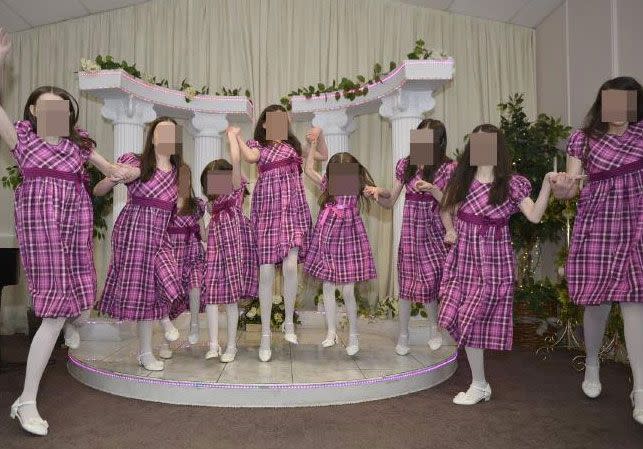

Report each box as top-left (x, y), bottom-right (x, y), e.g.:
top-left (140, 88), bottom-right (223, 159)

top-left (519, 172), bottom-right (554, 223)
top-left (227, 127), bottom-right (242, 190)
top-left (235, 131), bottom-right (260, 164)
top-left (303, 137), bottom-right (323, 188)
top-left (303, 127), bottom-right (329, 161)
top-left (0, 28), bottom-right (17, 150)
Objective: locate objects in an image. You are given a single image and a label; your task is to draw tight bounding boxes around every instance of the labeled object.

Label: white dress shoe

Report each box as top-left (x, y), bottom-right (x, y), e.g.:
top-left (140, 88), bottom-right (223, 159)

top-left (138, 352), bottom-right (164, 371)
top-left (188, 323), bottom-right (200, 345)
top-left (321, 331), bottom-right (337, 348)
top-left (282, 323), bottom-right (298, 345)
top-left (428, 326), bottom-right (443, 351)
top-left (453, 383), bottom-right (492, 405)
top-left (346, 334), bottom-right (359, 356)
top-left (205, 343), bottom-right (221, 360)
top-left (395, 334), bottom-right (410, 356)
top-left (259, 334), bottom-right (272, 362)
top-left (631, 389), bottom-right (642, 425)
top-left (581, 364), bottom-right (602, 398)
top-left (10, 399), bottom-right (48, 436)
top-left (220, 347), bottom-right (238, 363)
top-left (158, 347), bottom-right (173, 359)
top-left (64, 325), bottom-right (80, 350)
top-left (164, 327), bottom-right (180, 343)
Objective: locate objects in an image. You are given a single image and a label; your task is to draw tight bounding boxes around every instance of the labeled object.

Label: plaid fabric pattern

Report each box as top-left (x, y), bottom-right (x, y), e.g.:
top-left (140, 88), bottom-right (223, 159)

top-left (98, 153), bottom-right (180, 320)
top-left (565, 122), bottom-right (643, 305)
top-left (202, 180), bottom-right (259, 304)
top-left (167, 198), bottom-right (206, 320)
top-left (304, 175), bottom-right (376, 284)
top-left (247, 139), bottom-right (312, 265)
top-left (396, 158), bottom-right (456, 302)
top-left (438, 175), bottom-right (531, 351)
top-left (11, 121), bottom-right (96, 318)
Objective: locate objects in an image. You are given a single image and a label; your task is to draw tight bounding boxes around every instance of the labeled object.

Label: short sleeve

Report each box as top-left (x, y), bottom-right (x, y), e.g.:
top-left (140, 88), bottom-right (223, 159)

top-left (11, 121), bottom-right (35, 157)
top-left (509, 175), bottom-right (532, 204)
top-left (117, 152), bottom-right (141, 167)
top-left (195, 198), bottom-right (206, 219)
top-left (75, 128), bottom-right (95, 162)
top-left (395, 157), bottom-right (409, 183)
top-left (433, 160), bottom-right (457, 190)
top-left (566, 129), bottom-right (588, 161)
top-left (246, 139), bottom-right (262, 150)
top-left (320, 174), bottom-right (328, 192)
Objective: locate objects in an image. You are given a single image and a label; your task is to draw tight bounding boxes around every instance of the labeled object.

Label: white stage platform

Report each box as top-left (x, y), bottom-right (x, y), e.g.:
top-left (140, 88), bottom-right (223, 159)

top-left (67, 316), bottom-right (458, 407)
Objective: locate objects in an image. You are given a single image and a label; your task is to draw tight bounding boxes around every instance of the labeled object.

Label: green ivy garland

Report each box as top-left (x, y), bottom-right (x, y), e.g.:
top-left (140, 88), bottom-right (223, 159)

top-left (279, 39), bottom-right (449, 110)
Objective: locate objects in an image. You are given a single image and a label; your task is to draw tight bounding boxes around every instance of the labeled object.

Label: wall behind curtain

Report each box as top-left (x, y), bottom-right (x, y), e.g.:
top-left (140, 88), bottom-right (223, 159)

top-left (0, 0), bottom-right (535, 333)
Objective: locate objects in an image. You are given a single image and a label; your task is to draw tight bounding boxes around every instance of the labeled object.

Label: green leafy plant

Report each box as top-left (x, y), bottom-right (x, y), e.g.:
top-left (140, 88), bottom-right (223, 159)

top-left (279, 39), bottom-right (449, 110)
top-left (313, 285), bottom-right (372, 319)
top-left (80, 56), bottom-right (251, 103)
top-left (238, 295), bottom-right (301, 330)
top-left (2, 164), bottom-right (113, 240)
top-left (374, 296), bottom-right (428, 320)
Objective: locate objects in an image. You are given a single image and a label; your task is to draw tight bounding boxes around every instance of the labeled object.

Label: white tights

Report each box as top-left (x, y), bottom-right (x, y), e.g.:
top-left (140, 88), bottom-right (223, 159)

top-left (397, 299), bottom-right (439, 346)
top-left (258, 248), bottom-right (299, 348)
top-left (205, 303), bottom-right (239, 352)
top-left (322, 282), bottom-right (359, 337)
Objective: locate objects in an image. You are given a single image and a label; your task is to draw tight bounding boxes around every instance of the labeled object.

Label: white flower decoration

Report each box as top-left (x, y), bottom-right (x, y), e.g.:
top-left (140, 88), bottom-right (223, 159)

top-left (80, 58), bottom-right (100, 72)
top-left (246, 307), bottom-right (257, 318)
top-left (272, 295), bottom-right (283, 305)
top-left (274, 313), bottom-right (283, 323)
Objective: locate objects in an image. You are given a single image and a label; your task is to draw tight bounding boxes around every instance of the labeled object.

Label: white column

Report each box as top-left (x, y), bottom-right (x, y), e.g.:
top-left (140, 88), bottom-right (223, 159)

top-left (188, 112), bottom-right (229, 192)
top-left (379, 87), bottom-right (436, 298)
top-left (101, 95), bottom-right (157, 221)
top-left (312, 109), bottom-right (357, 168)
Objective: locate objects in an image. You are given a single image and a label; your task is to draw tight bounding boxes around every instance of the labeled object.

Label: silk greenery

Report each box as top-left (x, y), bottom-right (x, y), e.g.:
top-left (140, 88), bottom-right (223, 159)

top-left (279, 39), bottom-right (449, 110)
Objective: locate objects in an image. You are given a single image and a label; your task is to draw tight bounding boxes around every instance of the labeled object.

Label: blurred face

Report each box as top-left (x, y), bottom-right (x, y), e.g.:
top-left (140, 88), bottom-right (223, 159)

top-left (153, 121), bottom-right (178, 156)
top-left (30, 93), bottom-right (70, 139)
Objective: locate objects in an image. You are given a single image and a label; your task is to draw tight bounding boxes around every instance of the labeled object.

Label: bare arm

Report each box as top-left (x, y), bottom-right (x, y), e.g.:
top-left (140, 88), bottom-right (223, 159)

top-left (94, 177), bottom-right (118, 196)
top-left (227, 128), bottom-right (242, 189)
top-left (235, 132), bottom-right (260, 164)
top-left (519, 173), bottom-right (554, 223)
top-left (372, 180), bottom-right (402, 209)
top-left (303, 137), bottom-right (323, 188)
top-left (302, 128), bottom-right (329, 161)
top-left (441, 205), bottom-right (457, 244)
top-left (0, 28), bottom-right (17, 150)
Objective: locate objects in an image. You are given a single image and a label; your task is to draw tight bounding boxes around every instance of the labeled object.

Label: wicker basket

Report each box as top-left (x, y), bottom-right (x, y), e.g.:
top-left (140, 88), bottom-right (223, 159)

top-left (513, 300), bottom-right (557, 349)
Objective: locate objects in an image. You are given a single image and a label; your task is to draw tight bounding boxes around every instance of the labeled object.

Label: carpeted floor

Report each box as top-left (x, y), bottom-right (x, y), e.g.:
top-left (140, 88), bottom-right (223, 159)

top-left (0, 335), bottom-right (641, 449)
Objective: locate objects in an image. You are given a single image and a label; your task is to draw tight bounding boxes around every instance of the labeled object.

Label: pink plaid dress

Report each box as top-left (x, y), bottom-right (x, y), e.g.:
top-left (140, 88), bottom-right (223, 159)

top-left (11, 120), bottom-right (95, 318)
top-left (167, 198), bottom-right (206, 320)
top-left (565, 121), bottom-right (643, 305)
top-left (396, 158), bottom-right (457, 302)
top-left (304, 175), bottom-right (376, 284)
top-left (247, 139), bottom-right (312, 265)
top-left (98, 153), bottom-right (180, 321)
top-left (438, 175), bottom-right (531, 351)
top-left (202, 178), bottom-right (259, 304)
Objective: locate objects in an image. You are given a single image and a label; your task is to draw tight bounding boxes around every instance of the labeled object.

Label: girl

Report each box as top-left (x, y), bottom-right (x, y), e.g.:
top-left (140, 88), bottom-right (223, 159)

top-left (200, 126), bottom-right (258, 362)
top-left (0, 28), bottom-right (125, 437)
top-left (235, 105), bottom-right (327, 361)
top-left (95, 117), bottom-right (181, 373)
top-left (304, 144), bottom-right (377, 356)
top-left (439, 124), bottom-right (553, 405)
top-left (550, 76), bottom-right (642, 425)
top-left (365, 119), bottom-right (456, 356)
top-left (158, 165), bottom-right (206, 359)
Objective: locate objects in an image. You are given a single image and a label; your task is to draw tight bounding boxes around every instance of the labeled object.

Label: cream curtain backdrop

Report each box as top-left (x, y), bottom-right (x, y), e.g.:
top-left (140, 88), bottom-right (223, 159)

top-left (0, 0), bottom-right (535, 333)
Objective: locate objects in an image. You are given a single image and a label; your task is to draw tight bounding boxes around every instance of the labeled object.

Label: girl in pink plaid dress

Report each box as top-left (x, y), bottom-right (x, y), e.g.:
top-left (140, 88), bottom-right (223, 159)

top-left (201, 127), bottom-right (258, 363)
top-left (1, 29), bottom-right (126, 436)
top-left (236, 105), bottom-right (328, 362)
top-left (550, 76), bottom-right (643, 425)
top-left (158, 166), bottom-right (206, 360)
top-left (366, 119), bottom-right (456, 356)
top-left (95, 117), bottom-right (181, 373)
top-left (439, 124), bottom-right (554, 406)
top-left (304, 147), bottom-right (377, 356)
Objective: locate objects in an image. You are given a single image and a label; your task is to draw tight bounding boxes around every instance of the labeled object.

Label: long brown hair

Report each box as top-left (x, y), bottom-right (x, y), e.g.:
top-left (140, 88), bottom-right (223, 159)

top-left (441, 124), bottom-right (513, 210)
top-left (580, 76), bottom-right (643, 160)
top-left (139, 117), bottom-right (182, 182)
top-left (23, 86), bottom-right (96, 150)
top-left (403, 118), bottom-right (449, 184)
top-left (177, 164), bottom-right (199, 216)
top-left (318, 152), bottom-right (375, 212)
top-left (200, 159), bottom-right (249, 201)
top-left (253, 104), bottom-right (302, 155)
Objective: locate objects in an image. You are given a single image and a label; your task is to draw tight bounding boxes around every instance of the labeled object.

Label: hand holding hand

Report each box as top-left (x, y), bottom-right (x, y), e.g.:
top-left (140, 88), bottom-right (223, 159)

top-left (306, 127), bottom-right (322, 144)
top-left (363, 185), bottom-right (382, 201)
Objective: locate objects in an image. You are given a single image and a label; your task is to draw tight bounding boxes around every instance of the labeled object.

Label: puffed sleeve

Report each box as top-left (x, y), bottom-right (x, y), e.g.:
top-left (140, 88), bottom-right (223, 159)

top-left (75, 128), bottom-right (95, 162)
top-left (433, 160), bottom-right (457, 190)
top-left (395, 157), bottom-right (408, 183)
top-left (509, 174), bottom-right (532, 204)
top-left (196, 198), bottom-right (207, 219)
top-left (566, 129), bottom-right (588, 161)
top-left (246, 139), bottom-right (262, 150)
top-left (11, 120), bottom-right (35, 158)
top-left (117, 152), bottom-right (141, 167)
top-left (320, 174), bottom-right (329, 192)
